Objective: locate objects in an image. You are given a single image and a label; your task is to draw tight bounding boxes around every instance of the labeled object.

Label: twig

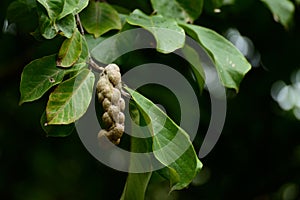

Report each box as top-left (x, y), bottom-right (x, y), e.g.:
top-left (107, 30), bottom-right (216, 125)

top-left (75, 14), bottom-right (85, 35)
top-left (89, 58), bottom-right (105, 72)
top-left (121, 84), bottom-right (132, 99)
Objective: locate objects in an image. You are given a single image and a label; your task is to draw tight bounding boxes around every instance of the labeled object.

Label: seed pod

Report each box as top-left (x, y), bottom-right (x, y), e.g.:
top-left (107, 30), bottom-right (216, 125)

top-left (97, 92), bottom-right (104, 103)
top-left (101, 84), bottom-right (113, 100)
top-left (102, 112), bottom-right (113, 127)
top-left (106, 64), bottom-right (121, 86)
top-left (111, 88), bottom-right (121, 105)
top-left (96, 77), bottom-right (109, 92)
top-left (115, 123), bottom-right (125, 133)
top-left (117, 112), bottom-right (125, 124)
top-left (108, 124), bottom-right (124, 139)
top-left (118, 98), bottom-right (125, 111)
top-left (108, 105), bottom-right (120, 122)
top-left (106, 64), bottom-right (120, 72)
top-left (96, 63), bottom-right (125, 145)
top-left (98, 129), bottom-right (108, 139)
top-left (115, 82), bottom-right (122, 90)
top-left (108, 71), bottom-right (121, 86)
top-left (106, 136), bottom-right (120, 145)
top-left (102, 98), bottom-right (111, 110)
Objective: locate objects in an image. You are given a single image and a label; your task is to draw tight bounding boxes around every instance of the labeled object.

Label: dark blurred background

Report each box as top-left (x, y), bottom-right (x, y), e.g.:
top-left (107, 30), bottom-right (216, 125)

top-left (1, 0), bottom-right (300, 199)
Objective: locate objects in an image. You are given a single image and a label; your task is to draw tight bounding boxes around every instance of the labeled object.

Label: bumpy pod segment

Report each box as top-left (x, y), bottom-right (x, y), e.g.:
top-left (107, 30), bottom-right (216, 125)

top-left (96, 64), bottom-right (125, 145)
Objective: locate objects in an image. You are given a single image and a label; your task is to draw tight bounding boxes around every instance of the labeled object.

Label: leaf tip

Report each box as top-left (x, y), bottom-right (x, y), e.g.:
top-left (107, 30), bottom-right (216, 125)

top-left (18, 100), bottom-right (24, 106)
top-left (56, 59), bottom-right (62, 67)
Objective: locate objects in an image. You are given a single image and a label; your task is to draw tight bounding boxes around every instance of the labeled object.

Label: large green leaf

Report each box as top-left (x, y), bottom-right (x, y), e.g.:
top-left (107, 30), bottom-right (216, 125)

top-left (74, 0), bottom-right (89, 14)
top-left (57, 29), bottom-right (82, 67)
top-left (37, 6), bottom-right (76, 39)
top-left (121, 101), bottom-right (152, 200)
top-left (40, 111), bottom-right (75, 137)
top-left (19, 54), bottom-right (65, 105)
top-left (260, 0), bottom-right (295, 29)
top-left (150, 0), bottom-right (203, 23)
top-left (38, 8), bottom-right (57, 39)
top-left (37, 0), bottom-right (63, 20)
top-left (37, 0), bottom-right (89, 20)
top-left (63, 37), bottom-right (89, 73)
top-left (84, 34), bottom-right (106, 52)
top-left (181, 44), bottom-right (205, 92)
top-left (46, 69), bottom-right (95, 124)
top-left (126, 87), bottom-right (202, 191)
top-left (36, 0), bottom-right (83, 39)
top-left (55, 14), bottom-right (76, 38)
top-left (126, 9), bottom-right (185, 53)
top-left (180, 24), bottom-right (251, 91)
top-left (121, 173), bottom-right (152, 200)
top-left (80, 1), bottom-right (122, 38)
top-left (58, 0), bottom-right (89, 19)
top-left (90, 29), bottom-right (139, 64)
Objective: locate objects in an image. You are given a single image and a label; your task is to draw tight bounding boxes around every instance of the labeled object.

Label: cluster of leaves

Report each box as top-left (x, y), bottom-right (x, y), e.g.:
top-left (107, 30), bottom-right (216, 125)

top-left (7, 0), bottom-right (297, 199)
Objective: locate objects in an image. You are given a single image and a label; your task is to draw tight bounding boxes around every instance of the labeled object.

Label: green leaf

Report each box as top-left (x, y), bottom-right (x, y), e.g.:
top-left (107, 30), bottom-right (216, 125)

top-left (260, 0), bottom-right (295, 29)
top-left (126, 9), bottom-right (185, 53)
top-left (150, 0), bottom-right (203, 23)
top-left (37, 0), bottom-right (63, 20)
top-left (57, 29), bottom-right (82, 67)
top-left (36, 1), bottom-right (81, 39)
top-left (37, 0), bottom-right (88, 20)
top-left (121, 101), bottom-right (152, 200)
top-left (126, 87), bottom-right (202, 191)
top-left (85, 34), bottom-right (106, 52)
top-left (76, 36), bottom-right (89, 64)
top-left (165, 148), bottom-right (202, 191)
top-left (90, 30), bottom-right (137, 64)
top-left (80, 1), bottom-right (122, 38)
top-left (121, 173), bottom-right (152, 200)
top-left (64, 37), bottom-right (89, 73)
top-left (46, 68), bottom-right (95, 124)
top-left (38, 8), bottom-right (57, 39)
top-left (6, 0), bottom-right (38, 32)
top-left (56, 14), bottom-right (76, 38)
top-left (180, 24), bottom-right (251, 91)
top-left (74, 0), bottom-right (89, 14)
top-left (181, 44), bottom-right (205, 92)
top-left (58, 0), bottom-right (89, 19)
top-left (40, 112), bottom-right (75, 137)
top-left (19, 54), bottom-right (65, 105)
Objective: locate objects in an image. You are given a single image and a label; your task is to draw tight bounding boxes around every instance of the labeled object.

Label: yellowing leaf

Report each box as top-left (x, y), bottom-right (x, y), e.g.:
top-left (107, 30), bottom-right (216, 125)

top-left (57, 29), bottom-right (82, 67)
top-left (46, 69), bottom-right (95, 124)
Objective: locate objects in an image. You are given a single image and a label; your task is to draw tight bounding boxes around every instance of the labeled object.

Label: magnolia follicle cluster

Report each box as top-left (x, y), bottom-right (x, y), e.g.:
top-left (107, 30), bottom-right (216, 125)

top-left (96, 64), bottom-right (125, 145)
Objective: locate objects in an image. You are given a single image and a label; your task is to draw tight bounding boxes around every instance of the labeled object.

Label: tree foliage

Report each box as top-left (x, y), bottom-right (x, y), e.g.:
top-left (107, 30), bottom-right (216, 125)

top-left (4, 0), bottom-right (297, 199)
